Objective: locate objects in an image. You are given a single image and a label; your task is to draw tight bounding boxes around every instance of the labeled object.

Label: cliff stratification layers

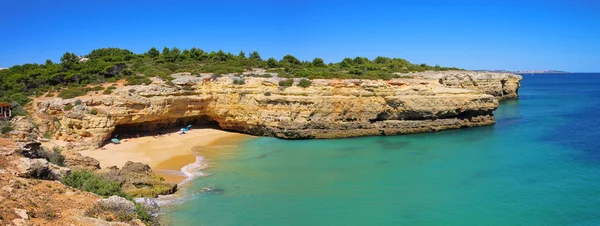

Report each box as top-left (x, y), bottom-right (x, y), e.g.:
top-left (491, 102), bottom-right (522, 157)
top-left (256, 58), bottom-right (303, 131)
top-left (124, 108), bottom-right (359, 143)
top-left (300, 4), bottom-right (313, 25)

top-left (32, 71), bottom-right (521, 149)
top-left (398, 71), bottom-right (522, 100)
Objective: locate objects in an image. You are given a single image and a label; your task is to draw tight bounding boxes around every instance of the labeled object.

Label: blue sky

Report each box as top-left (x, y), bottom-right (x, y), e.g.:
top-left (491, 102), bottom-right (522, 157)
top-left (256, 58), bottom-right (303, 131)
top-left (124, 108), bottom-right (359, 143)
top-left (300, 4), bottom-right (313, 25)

top-left (1, 0), bottom-right (599, 72)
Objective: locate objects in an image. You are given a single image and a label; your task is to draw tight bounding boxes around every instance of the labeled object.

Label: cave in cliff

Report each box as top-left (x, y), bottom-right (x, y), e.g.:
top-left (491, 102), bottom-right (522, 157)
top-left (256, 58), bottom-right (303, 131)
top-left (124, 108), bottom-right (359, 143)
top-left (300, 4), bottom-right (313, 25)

top-left (109, 115), bottom-right (220, 139)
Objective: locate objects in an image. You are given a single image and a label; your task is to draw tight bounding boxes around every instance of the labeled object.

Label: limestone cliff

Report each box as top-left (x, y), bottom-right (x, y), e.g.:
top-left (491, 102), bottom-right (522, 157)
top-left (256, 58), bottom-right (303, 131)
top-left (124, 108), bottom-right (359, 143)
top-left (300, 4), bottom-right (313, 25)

top-left (396, 71), bottom-right (522, 100)
top-left (31, 71), bottom-right (521, 149)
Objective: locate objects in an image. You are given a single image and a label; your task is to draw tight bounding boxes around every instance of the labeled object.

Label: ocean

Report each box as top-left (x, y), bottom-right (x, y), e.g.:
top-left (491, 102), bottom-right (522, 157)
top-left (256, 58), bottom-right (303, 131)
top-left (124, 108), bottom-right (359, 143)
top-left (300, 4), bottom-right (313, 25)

top-left (163, 74), bottom-right (600, 225)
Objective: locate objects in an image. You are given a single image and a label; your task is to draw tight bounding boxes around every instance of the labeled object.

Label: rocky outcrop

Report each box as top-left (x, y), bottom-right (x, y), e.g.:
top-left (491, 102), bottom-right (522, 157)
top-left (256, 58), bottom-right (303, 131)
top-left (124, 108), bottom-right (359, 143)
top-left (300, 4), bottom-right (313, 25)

top-left (399, 71), bottom-right (522, 101)
top-left (63, 151), bottom-right (101, 171)
top-left (7, 116), bottom-right (41, 141)
top-left (89, 196), bottom-right (137, 219)
top-left (15, 157), bottom-right (71, 180)
top-left (0, 140), bottom-right (145, 226)
top-left (98, 161), bottom-right (177, 198)
top-left (31, 71), bottom-right (521, 149)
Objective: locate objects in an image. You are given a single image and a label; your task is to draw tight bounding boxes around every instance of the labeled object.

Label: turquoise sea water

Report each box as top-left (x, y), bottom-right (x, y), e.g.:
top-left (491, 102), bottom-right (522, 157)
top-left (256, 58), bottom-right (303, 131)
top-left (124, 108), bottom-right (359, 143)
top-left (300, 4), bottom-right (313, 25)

top-left (164, 74), bottom-right (600, 225)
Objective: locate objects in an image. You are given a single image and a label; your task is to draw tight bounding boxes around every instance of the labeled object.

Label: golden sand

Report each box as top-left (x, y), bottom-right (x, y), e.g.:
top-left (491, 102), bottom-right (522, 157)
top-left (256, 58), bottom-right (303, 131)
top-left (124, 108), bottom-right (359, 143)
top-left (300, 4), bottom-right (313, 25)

top-left (80, 128), bottom-right (252, 184)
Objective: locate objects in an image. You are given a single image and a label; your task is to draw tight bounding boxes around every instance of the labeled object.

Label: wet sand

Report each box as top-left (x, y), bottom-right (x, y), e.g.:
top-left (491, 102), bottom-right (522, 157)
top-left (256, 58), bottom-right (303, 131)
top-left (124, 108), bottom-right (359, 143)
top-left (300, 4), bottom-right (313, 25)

top-left (80, 128), bottom-right (253, 184)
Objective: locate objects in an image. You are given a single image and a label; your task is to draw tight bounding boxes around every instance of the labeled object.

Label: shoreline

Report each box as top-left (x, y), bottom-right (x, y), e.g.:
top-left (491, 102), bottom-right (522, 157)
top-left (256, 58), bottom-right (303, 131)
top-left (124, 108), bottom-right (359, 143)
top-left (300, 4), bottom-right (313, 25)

top-left (80, 128), bottom-right (253, 184)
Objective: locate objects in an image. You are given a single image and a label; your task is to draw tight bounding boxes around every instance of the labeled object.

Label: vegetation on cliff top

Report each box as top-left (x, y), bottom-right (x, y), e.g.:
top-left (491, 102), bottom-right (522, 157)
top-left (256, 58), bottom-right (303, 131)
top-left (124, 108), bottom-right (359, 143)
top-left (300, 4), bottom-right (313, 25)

top-left (0, 47), bottom-right (460, 104)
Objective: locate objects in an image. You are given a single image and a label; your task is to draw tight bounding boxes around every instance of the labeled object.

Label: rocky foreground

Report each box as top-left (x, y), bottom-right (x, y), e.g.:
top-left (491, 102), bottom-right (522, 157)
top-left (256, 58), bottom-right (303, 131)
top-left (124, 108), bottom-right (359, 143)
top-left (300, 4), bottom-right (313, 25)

top-left (31, 70), bottom-right (521, 150)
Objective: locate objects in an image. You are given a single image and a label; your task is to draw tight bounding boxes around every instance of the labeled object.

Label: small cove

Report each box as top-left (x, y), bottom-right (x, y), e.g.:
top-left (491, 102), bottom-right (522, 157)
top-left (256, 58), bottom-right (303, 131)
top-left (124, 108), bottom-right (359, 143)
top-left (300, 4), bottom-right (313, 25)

top-left (163, 74), bottom-right (600, 225)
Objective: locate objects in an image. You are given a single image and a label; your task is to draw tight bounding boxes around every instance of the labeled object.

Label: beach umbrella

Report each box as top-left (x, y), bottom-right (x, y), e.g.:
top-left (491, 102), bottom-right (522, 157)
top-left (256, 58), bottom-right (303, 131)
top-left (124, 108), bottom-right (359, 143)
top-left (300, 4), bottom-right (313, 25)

top-left (111, 138), bottom-right (120, 144)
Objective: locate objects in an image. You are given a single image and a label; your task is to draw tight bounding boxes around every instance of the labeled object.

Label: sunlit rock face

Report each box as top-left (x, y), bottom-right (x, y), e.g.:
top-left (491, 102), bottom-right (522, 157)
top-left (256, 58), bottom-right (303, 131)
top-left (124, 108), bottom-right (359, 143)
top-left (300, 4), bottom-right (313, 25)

top-left (32, 71), bottom-right (520, 150)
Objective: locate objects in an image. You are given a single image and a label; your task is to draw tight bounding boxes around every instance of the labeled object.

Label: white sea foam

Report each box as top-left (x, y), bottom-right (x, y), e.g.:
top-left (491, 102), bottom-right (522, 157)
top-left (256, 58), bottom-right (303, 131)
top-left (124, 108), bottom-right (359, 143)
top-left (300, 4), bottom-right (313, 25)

top-left (180, 155), bottom-right (209, 185)
top-left (151, 155), bottom-right (210, 206)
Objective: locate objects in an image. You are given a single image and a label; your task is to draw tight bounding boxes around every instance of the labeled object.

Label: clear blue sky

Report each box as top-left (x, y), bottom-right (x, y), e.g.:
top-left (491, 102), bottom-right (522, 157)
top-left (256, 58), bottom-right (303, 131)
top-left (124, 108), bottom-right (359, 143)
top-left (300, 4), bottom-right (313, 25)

top-left (1, 0), bottom-right (599, 72)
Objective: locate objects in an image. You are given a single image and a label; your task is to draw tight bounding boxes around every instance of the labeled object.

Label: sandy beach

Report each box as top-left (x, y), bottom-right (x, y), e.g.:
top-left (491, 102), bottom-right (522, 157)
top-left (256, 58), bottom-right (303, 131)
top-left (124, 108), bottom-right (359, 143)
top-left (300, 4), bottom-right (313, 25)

top-left (80, 128), bottom-right (251, 184)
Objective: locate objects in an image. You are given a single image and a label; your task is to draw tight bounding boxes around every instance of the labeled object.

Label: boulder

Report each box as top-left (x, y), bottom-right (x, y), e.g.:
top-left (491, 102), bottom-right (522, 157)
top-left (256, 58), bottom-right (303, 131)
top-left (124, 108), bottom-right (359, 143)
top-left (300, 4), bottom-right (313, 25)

top-left (12, 208), bottom-right (29, 226)
top-left (16, 158), bottom-right (50, 179)
top-left (99, 161), bottom-right (177, 198)
top-left (14, 208), bottom-right (29, 220)
top-left (48, 162), bottom-right (71, 180)
top-left (121, 161), bottom-right (151, 173)
top-left (64, 151), bottom-right (101, 171)
top-left (16, 158), bottom-right (71, 180)
top-left (94, 196), bottom-right (136, 216)
top-left (18, 141), bottom-right (44, 159)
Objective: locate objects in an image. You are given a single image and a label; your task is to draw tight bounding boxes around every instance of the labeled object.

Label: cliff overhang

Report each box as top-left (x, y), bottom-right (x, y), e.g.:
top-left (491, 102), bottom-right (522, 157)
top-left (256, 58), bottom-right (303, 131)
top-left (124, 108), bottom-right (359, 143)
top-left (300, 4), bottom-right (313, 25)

top-left (31, 71), bottom-right (521, 150)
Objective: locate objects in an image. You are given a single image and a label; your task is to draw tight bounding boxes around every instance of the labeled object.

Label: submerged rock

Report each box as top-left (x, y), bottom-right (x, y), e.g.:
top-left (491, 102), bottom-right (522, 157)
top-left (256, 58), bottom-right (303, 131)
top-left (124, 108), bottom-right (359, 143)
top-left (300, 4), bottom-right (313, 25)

top-left (199, 187), bottom-right (225, 194)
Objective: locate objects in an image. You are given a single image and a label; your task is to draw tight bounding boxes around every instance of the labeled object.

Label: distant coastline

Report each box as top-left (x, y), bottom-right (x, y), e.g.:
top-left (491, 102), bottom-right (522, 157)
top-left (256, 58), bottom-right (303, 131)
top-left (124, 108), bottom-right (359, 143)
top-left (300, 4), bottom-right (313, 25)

top-left (475, 70), bottom-right (569, 74)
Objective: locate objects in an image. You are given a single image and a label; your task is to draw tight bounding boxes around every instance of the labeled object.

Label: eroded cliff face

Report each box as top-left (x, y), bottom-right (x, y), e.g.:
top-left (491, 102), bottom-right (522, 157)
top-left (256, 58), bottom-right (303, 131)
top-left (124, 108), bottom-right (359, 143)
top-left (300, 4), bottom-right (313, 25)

top-left (31, 71), bottom-right (521, 150)
top-left (398, 71), bottom-right (522, 100)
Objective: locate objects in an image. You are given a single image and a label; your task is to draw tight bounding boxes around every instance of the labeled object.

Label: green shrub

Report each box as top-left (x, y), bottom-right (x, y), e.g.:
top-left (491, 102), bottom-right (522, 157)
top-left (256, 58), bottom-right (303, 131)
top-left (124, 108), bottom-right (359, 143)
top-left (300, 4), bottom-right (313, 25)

top-left (45, 93), bottom-right (55, 97)
top-left (62, 170), bottom-right (125, 197)
top-left (264, 91), bottom-right (272, 96)
top-left (134, 203), bottom-right (151, 223)
top-left (58, 87), bottom-right (90, 99)
top-left (125, 76), bottom-right (152, 86)
top-left (9, 102), bottom-right (28, 116)
top-left (297, 79), bottom-right (312, 88)
top-left (74, 99), bottom-right (82, 105)
top-left (278, 79), bottom-right (294, 87)
top-left (90, 109), bottom-right (98, 115)
top-left (232, 79), bottom-right (245, 85)
top-left (64, 104), bottom-right (73, 111)
top-left (0, 121), bottom-right (13, 134)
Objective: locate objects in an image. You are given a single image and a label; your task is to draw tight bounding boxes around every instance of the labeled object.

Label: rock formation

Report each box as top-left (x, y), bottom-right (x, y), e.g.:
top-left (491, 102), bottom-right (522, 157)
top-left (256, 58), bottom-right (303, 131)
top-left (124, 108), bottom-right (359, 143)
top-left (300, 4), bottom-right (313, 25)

top-left (98, 161), bottom-right (177, 198)
top-left (15, 157), bottom-right (71, 180)
top-left (412, 71), bottom-right (522, 100)
top-left (31, 71), bottom-right (521, 150)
